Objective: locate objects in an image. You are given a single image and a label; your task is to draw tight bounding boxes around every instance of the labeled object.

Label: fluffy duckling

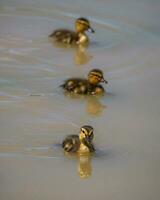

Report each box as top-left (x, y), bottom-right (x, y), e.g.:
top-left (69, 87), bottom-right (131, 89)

top-left (61, 69), bottom-right (108, 95)
top-left (62, 125), bottom-right (95, 154)
top-left (49, 17), bottom-right (95, 46)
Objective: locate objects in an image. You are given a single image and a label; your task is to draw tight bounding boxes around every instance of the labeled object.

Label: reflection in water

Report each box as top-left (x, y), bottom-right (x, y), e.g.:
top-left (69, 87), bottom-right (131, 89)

top-left (75, 46), bottom-right (92, 65)
top-left (86, 96), bottom-right (106, 116)
top-left (78, 155), bottom-right (92, 179)
top-left (0, 143), bottom-right (93, 179)
top-left (65, 152), bottom-right (93, 179)
top-left (50, 39), bottom-right (92, 65)
top-left (64, 93), bottom-right (106, 116)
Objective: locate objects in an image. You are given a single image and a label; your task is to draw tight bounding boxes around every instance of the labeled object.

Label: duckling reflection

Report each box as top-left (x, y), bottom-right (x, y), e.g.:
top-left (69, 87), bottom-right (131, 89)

top-left (75, 45), bottom-right (93, 65)
top-left (49, 17), bottom-right (95, 46)
top-left (61, 69), bottom-right (108, 96)
top-left (86, 96), bottom-right (106, 116)
top-left (64, 93), bottom-right (106, 116)
top-left (78, 154), bottom-right (92, 178)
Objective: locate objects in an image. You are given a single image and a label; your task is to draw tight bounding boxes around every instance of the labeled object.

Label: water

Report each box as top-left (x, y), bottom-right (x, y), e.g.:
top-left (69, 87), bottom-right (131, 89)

top-left (0, 0), bottom-right (160, 199)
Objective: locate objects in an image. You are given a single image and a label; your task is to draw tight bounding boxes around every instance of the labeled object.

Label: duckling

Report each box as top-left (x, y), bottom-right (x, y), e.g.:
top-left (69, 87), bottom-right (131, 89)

top-left (62, 125), bottom-right (95, 154)
top-left (61, 69), bottom-right (108, 95)
top-left (49, 17), bottom-right (95, 46)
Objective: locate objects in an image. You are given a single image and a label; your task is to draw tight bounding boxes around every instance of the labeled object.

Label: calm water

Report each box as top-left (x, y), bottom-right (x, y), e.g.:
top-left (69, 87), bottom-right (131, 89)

top-left (0, 0), bottom-right (160, 199)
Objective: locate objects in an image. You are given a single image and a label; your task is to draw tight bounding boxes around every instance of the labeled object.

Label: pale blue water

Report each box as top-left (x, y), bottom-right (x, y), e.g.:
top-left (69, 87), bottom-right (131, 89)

top-left (0, 0), bottom-right (160, 200)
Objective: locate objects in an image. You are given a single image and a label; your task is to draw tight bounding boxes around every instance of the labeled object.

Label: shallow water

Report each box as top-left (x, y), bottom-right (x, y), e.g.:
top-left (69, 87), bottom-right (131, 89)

top-left (0, 0), bottom-right (160, 199)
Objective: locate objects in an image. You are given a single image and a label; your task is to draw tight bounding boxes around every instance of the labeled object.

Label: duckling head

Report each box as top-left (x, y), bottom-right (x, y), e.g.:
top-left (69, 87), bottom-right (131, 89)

top-left (79, 125), bottom-right (94, 142)
top-left (75, 17), bottom-right (95, 33)
top-left (88, 69), bottom-right (108, 85)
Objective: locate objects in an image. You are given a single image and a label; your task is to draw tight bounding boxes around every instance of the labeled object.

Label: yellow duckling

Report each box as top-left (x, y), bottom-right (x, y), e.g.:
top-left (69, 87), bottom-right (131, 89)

top-left (62, 125), bottom-right (95, 154)
top-left (61, 69), bottom-right (108, 95)
top-left (49, 17), bottom-right (95, 46)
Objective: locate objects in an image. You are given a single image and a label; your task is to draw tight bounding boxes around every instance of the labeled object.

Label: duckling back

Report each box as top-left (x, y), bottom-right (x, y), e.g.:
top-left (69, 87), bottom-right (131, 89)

top-left (62, 135), bottom-right (80, 152)
top-left (61, 78), bottom-right (105, 95)
top-left (49, 29), bottom-right (79, 45)
top-left (61, 78), bottom-right (88, 94)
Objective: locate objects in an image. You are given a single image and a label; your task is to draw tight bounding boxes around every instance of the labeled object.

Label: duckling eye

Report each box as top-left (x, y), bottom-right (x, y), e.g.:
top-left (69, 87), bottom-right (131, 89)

top-left (81, 129), bottom-right (85, 134)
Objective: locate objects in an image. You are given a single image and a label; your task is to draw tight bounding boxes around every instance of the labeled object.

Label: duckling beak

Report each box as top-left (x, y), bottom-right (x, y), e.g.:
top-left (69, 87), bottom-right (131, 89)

top-left (88, 26), bottom-right (95, 33)
top-left (101, 78), bottom-right (108, 84)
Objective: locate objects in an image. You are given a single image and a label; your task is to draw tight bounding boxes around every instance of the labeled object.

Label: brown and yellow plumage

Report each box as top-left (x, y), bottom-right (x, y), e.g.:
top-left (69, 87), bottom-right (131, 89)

top-left (60, 69), bottom-right (108, 95)
top-left (62, 125), bottom-right (95, 154)
top-left (49, 17), bottom-right (95, 46)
